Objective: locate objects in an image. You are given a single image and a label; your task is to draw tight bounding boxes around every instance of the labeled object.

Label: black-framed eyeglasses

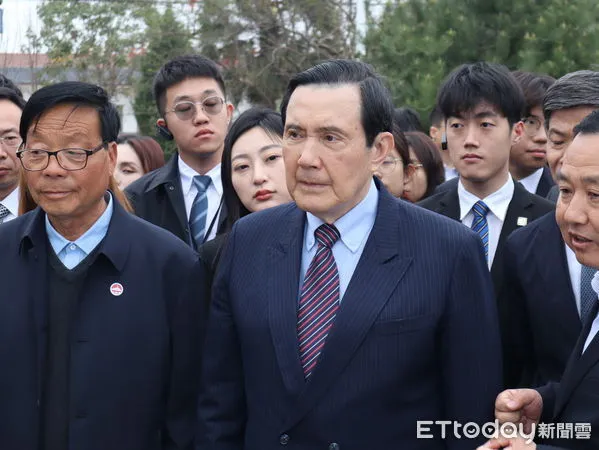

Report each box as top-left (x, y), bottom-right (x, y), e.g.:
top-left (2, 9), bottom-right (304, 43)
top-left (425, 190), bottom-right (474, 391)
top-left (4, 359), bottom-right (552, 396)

top-left (522, 116), bottom-right (543, 136)
top-left (16, 143), bottom-right (107, 171)
top-left (165, 96), bottom-right (225, 121)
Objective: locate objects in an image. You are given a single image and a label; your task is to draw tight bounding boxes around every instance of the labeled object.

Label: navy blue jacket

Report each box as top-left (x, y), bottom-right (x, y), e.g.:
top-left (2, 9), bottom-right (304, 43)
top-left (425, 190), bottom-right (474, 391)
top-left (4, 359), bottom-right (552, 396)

top-left (197, 181), bottom-right (502, 450)
top-left (0, 198), bottom-right (207, 450)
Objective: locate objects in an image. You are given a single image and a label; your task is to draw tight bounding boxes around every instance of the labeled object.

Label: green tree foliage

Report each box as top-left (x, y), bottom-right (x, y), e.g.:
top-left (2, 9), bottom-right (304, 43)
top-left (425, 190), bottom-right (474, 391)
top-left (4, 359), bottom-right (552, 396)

top-left (37, 1), bottom-right (144, 98)
top-left (364, 0), bottom-right (599, 125)
top-left (133, 6), bottom-right (193, 141)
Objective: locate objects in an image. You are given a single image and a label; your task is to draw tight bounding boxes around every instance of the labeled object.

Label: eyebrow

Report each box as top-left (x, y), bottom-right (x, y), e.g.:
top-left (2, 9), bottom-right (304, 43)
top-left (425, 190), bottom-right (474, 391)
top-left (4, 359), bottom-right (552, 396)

top-left (173, 90), bottom-right (219, 103)
top-left (231, 144), bottom-right (283, 161)
top-left (0, 127), bottom-right (18, 134)
top-left (557, 170), bottom-right (599, 186)
top-left (451, 110), bottom-right (500, 120)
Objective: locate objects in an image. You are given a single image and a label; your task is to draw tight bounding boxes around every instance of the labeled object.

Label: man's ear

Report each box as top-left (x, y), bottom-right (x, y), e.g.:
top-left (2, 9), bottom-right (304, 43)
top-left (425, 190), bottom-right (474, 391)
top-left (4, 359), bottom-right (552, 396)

top-left (512, 121), bottom-right (525, 145)
top-left (107, 141), bottom-right (118, 176)
top-left (370, 131), bottom-right (393, 170)
top-left (226, 103), bottom-right (234, 126)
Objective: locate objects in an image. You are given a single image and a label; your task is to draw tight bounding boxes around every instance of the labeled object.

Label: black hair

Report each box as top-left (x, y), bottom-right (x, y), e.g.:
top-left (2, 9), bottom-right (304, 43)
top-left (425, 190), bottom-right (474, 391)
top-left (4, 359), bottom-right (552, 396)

top-left (405, 131), bottom-right (445, 199)
top-left (391, 123), bottom-right (410, 168)
top-left (573, 109), bottom-right (599, 137)
top-left (0, 74), bottom-right (24, 100)
top-left (0, 87), bottom-right (26, 110)
top-left (153, 54), bottom-right (226, 117)
top-left (394, 107), bottom-right (424, 132)
top-left (280, 59), bottom-right (394, 147)
top-left (19, 81), bottom-right (120, 143)
top-left (511, 71), bottom-right (555, 117)
top-left (428, 105), bottom-right (444, 127)
top-left (436, 62), bottom-right (525, 127)
top-left (222, 107), bottom-right (284, 231)
top-left (543, 70), bottom-right (599, 127)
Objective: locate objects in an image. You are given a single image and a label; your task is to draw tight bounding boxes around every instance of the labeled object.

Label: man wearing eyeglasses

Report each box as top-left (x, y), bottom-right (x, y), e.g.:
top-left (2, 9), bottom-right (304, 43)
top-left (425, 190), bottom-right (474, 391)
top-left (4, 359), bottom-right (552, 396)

top-left (0, 81), bottom-right (206, 450)
top-left (0, 86), bottom-right (25, 224)
top-left (126, 55), bottom-right (234, 246)
top-left (509, 71), bottom-right (556, 197)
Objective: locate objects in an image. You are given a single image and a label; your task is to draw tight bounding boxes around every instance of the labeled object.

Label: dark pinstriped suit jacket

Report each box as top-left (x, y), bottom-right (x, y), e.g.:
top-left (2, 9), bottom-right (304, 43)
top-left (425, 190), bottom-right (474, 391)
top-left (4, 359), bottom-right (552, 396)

top-left (197, 181), bottom-right (503, 450)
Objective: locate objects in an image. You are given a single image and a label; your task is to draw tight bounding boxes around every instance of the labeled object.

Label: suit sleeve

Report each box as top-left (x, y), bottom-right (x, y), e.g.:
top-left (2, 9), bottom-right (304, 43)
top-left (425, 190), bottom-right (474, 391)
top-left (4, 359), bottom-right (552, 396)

top-left (499, 236), bottom-right (535, 388)
top-left (441, 231), bottom-right (503, 450)
top-left (196, 225), bottom-right (246, 450)
top-left (163, 257), bottom-right (208, 450)
top-left (536, 381), bottom-right (560, 422)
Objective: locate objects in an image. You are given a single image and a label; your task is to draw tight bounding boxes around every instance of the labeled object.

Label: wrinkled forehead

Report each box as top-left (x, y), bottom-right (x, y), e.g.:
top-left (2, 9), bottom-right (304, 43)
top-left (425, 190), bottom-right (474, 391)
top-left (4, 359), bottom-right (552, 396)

top-left (27, 103), bottom-right (100, 139)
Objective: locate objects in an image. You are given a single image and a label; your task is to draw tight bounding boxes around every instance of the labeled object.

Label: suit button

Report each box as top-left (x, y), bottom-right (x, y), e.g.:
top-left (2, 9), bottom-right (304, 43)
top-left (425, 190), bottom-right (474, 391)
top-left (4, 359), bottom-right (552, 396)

top-left (329, 443), bottom-right (340, 450)
top-left (279, 433), bottom-right (290, 445)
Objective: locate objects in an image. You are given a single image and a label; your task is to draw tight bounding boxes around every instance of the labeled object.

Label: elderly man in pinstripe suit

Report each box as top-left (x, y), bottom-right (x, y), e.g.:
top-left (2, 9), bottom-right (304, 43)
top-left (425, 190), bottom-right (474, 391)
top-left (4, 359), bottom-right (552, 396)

top-left (197, 59), bottom-right (502, 450)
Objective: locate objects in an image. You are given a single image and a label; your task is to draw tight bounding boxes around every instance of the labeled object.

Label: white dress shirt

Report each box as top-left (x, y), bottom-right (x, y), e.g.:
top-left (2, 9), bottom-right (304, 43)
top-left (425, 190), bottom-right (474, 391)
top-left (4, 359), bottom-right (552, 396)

top-left (518, 168), bottom-right (544, 195)
top-left (0, 186), bottom-right (19, 223)
top-left (178, 157), bottom-right (223, 242)
top-left (458, 176), bottom-right (514, 269)
top-left (582, 271), bottom-right (599, 353)
top-left (566, 244), bottom-right (584, 317)
top-left (300, 179), bottom-right (378, 301)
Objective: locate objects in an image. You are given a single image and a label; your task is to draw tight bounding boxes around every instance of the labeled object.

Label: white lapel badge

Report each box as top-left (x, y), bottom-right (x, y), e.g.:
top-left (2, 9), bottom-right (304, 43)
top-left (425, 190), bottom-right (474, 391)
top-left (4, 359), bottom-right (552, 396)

top-left (517, 217), bottom-right (528, 227)
top-left (110, 282), bottom-right (124, 297)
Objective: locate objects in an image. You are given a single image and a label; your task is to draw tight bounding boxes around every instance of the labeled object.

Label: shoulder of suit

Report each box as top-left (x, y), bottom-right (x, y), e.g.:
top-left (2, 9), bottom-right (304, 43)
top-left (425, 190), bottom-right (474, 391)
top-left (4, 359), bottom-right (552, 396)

top-left (125, 163), bottom-right (172, 197)
top-left (417, 189), bottom-right (450, 210)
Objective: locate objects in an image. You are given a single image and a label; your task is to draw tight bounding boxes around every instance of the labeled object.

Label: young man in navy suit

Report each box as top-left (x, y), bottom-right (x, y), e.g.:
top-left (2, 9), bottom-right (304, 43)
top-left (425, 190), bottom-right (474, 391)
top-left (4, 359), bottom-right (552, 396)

top-left (197, 60), bottom-right (502, 450)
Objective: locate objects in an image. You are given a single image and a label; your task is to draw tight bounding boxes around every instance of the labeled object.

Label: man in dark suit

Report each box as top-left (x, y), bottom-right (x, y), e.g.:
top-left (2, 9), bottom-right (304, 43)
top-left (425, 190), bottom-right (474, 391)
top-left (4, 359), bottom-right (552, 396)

top-left (126, 55), bottom-right (233, 246)
top-left (480, 110), bottom-right (599, 450)
top-left (419, 62), bottom-right (554, 298)
top-left (509, 71), bottom-right (556, 198)
top-left (197, 60), bottom-right (502, 450)
top-left (0, 82), bottom-right (206, 450)
top-left (500, 70), bottom-right (599, 388)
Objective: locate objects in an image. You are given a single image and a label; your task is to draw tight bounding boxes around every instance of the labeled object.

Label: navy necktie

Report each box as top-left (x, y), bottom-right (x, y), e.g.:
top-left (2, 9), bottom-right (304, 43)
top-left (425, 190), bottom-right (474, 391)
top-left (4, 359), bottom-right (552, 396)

top-left (580, 265), bottom-right (597, 324)
top-left (471, 200), bottom-right (490, 260)
top-left (0, 203), bottom-right (9, 224)
top-left (297, 223), bottom-right (341, 379)
top-left (189, 175), bottom-right (212, 247)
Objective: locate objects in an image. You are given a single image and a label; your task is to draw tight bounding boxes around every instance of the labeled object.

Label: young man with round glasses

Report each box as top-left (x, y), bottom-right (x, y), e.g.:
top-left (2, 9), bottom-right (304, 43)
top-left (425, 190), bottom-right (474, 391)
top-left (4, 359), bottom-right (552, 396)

top-left (126, 55), bottom-right (234, 246)
top-left (0, 85), bottom-right (26, 224)
top-left (509, 71), bottom-right (556, 197)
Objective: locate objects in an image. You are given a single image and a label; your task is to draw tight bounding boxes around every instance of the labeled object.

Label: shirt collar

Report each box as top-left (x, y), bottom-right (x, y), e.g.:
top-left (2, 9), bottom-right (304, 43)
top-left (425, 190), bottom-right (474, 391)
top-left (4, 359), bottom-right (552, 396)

top-left (45, 191), bottom-right (114, 255)
top-left (518, 167), bottom-right (544, 193)
top-left (305, 178), bottom-right (378, 253)
top-left (1, 186), bottom-right (19, 217)
top-left (178, 156), bottom-right (223, 196)
top-left (458, 175), bottom-right (514, 222)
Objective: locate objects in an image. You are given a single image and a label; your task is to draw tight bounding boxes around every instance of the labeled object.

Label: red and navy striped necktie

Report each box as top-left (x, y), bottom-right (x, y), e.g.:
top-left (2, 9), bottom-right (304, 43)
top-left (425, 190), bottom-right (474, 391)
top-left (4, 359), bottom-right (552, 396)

top-left (297, 223), bottom-right (341, 379)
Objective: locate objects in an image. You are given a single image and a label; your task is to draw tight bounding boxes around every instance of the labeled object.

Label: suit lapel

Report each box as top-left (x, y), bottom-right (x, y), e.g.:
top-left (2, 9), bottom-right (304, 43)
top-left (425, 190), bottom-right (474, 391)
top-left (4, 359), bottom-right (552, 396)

top-left (437, 188), bottom-right (461, 221)
top-left (268, 206), bottom-right (306, 394)
top-left (490, 183), bottom-right (533, 285)
top-left (554, 304), bottom-right (599, 416)
top-left (20, 208), bottom-right (50, 402)
top-left (535, 215), bottom-right (581, 327)
top-left (161, 156), bottom-right (190, 244)
top-left (282, 188), bottom-right (413, 430)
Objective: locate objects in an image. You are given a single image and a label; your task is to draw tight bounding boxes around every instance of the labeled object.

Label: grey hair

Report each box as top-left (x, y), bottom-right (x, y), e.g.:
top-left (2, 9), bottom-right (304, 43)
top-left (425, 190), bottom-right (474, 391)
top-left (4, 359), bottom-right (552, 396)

top-left (544, 70), bottom-right (599, 127)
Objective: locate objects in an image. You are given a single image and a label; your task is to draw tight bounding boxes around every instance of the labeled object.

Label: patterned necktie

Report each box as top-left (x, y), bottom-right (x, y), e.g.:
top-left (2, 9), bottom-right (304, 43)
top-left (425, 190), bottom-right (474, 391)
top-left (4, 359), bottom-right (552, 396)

top-left (580, 265), bottom-right (597, 324)
top-left (471, 200), bottom-right (490, 260)
top-left (298, 223), bottom-right (341, 379)
top-left (189, 175), bottom-right (212, 248)
top-left (0, 203), bottom-right (9, 224)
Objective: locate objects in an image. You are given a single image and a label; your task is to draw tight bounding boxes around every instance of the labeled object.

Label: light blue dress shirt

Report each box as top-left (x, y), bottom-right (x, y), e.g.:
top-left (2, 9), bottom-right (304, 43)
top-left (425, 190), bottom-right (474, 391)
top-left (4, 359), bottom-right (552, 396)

top-left (300, 179), bottom-right (378, 301)
top-left (45, 193), bottom-right (114, 270)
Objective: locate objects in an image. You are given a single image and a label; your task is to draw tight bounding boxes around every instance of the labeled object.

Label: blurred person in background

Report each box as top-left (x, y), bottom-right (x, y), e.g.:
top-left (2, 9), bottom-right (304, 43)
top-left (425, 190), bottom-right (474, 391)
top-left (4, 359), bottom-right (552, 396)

top-left (372, 124), bottom-right (410, 198)
top-left (0, 86), bottom-right (25, 224)
top-left (509, 71), bottom-right (555, 197)
top-left (401, 131), bottom-right (445, 203)
top-left (115, 135), bottom-right (165, 189)
top-left (199, 107), bottom-right (292, 282)
top-left (393, 106), bottom-right (424, 132)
